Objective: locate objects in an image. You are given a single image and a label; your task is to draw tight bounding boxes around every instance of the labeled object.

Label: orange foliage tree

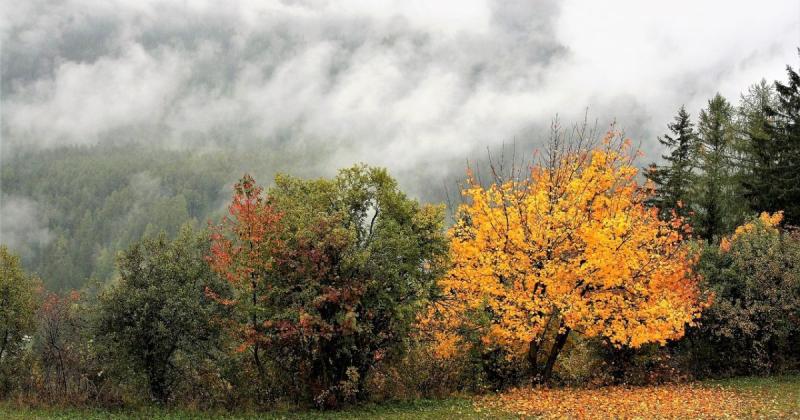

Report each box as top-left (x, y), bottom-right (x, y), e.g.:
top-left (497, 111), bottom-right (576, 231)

top-left (207, 174), bottom-right (285, 379)
top-left (423, 126), bottom-right (708, 382)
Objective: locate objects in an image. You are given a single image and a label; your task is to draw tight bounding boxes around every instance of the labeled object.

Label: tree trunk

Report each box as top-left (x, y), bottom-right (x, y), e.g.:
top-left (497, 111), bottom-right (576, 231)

top-left (149, 365), bottom-right (169, 404)
top-left (0, 329), bottom-right (8, 363)
top-left (527, 339), bottom-right (540, 380)
top-left (251, 274), bottom-right (265, 379)
top-left (541, 326), bottom-right (571, 383)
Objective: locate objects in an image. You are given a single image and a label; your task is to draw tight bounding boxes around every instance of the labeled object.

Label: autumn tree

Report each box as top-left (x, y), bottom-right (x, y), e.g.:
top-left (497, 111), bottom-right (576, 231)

top-left (209, 166), bottom-right (448, 407)
top-left (206, 174), bottom-right (284, 382)
top-left (424, 126), bottom-right (707, 383)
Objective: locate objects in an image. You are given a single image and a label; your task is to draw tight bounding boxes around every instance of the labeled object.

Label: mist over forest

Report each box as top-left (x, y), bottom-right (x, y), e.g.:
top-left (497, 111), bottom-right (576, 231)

top-left (2, 0), bottom-right (796, 290)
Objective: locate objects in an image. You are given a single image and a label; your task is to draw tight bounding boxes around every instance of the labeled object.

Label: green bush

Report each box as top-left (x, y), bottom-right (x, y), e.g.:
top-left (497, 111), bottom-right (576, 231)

top-left (689, 216), bottom-right (800, 376)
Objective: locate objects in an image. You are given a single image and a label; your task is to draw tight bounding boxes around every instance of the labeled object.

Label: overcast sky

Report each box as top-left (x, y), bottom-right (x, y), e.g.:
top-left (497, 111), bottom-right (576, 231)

top-left (1, 0), bottom-right (799, 182)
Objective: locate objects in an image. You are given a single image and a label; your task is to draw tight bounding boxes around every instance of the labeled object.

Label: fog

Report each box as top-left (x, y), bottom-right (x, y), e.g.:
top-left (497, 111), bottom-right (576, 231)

top-left (1, 0), bottom-right (798, 193)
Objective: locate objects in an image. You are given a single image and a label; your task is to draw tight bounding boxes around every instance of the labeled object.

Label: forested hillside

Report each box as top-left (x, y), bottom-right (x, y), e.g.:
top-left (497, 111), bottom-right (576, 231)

top-left (0, 143), bottom-right (236, 290)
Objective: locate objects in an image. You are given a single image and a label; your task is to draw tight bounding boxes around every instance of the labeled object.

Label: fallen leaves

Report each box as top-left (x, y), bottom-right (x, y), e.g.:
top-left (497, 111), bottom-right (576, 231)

top-left (475, 382), bottom-right (796, 419)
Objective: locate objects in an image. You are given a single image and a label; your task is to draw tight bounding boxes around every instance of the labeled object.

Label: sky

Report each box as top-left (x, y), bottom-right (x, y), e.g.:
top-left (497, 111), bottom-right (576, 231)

top-left (1, 0), bottom-right (799, 186)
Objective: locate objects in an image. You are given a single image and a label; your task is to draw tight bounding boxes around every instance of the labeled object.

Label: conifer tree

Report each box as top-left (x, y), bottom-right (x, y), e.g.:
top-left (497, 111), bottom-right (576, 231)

top-left (694, 94), bottom-right (737, 240)
top-left (753, 60), bottom-right (800, 225)
top-left (737, 79), bottom-right (776, 215)
top-left (645, 106), bottom-right (696, 219)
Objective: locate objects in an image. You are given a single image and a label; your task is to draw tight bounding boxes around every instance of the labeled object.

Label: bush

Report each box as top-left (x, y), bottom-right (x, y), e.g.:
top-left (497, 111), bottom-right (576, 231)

top-left (690, 213), bottom-right (800, 376)
top-left (363, 338), bottom-right (493, 401)
top-left (30, 291), bottom-right (107, 405)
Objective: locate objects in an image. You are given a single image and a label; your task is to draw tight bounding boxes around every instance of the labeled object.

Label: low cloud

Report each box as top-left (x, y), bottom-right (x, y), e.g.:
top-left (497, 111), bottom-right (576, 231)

top-left (0, 195), bottom-right (52, 259)
top-left (1, 0), bottom-right (798, 195)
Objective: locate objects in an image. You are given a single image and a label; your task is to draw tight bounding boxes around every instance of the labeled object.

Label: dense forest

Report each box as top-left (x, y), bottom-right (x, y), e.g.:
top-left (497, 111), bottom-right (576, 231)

top-left (0, 57), bottom-right (798, 413)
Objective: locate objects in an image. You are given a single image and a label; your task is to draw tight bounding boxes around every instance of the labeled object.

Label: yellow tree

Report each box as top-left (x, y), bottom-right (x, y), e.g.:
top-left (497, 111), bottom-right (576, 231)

top-left (425, 127), bottom-right (708, 382)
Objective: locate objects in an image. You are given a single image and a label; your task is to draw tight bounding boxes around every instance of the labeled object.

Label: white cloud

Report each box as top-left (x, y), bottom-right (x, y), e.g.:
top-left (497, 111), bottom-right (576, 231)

top-left (1, 0), bottom-right (798, 180)
top-left (0, 195), bottom-right (52, 258)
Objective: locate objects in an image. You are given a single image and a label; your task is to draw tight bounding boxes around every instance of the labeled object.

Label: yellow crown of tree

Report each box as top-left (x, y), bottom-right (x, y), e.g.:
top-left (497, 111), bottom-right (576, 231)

top-left (422, 129), bottom-right (709, 382)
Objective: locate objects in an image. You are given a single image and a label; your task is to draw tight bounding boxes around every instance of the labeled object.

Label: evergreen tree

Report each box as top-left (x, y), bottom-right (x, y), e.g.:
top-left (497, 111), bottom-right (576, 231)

top-left (737, 79), bottom-right (777, 215)
top-left (645, 106), bottom-right (696, 220)
top-left (753, 60), bottom-right (800, 225)
top-left (694, 94), bottom-right (737, 240)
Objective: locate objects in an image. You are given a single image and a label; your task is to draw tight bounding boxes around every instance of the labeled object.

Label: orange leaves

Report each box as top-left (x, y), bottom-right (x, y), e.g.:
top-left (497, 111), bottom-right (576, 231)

top-left (475, 383), bottom-right (776, 419)
top-left (208, 174), bottom-right (285, 287)
top-left (207, 174), bottom-right (288, 354)
top-left (427, 135), bottom-right (707, 360)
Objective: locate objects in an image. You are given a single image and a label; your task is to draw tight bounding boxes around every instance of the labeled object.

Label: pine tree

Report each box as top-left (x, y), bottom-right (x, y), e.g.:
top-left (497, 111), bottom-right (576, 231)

top-left (694, 93), bottom-right (737, 240)
top-left (754, 60), bottom-right (800, 225)
top-left (645, 106), bottom-right (696, 220)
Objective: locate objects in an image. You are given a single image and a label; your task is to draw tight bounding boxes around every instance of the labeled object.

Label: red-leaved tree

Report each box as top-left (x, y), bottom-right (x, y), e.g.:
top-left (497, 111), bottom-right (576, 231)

top-left (207, 174), bottom-right (285, 379)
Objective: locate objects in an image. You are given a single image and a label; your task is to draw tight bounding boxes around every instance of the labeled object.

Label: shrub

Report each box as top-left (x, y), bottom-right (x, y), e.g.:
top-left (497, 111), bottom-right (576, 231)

top-left (691, 212), bottom-right (800, 376)
top-left (31, 291), bottom-right (105, 404)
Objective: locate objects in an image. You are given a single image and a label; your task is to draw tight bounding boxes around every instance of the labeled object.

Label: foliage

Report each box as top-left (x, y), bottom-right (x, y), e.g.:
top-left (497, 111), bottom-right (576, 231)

top-left (691, 212), bottom-right (800, 376)
top-left (2, 54), bottom-right (800, 411)
top-left (423, 129), bottom-right (707, 383)
top-left (0, 246), bottom-right (39, 395)
top-left (209, 166), bottom-right (449, 407)
top-left (95, 226), bottom-right (232, 404)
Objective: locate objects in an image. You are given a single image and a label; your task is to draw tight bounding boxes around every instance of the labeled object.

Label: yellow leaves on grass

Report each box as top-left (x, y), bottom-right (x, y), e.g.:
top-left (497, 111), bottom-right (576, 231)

top-left (425, 133), bottom-right (708, 359)
top-left (475, 383), bottom-right (781, 419)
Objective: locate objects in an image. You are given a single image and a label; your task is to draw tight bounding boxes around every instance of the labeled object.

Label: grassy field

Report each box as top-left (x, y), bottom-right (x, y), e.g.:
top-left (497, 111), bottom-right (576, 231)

top-left (2, 375), bottom-right (797, 419)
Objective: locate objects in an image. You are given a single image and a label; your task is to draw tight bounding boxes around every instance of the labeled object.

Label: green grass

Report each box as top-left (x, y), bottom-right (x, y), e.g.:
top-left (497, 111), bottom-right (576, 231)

top-left (0, 398), bottom-right (507, 419)
top-left (2, 375), bottom-right (797, 419)
top-left (703, 374), bottom-right (800, 416)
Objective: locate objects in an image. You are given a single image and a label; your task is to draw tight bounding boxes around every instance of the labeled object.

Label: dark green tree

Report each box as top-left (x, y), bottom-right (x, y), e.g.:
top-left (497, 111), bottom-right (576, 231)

top-left (645, 106), bottom-right (696, 219)
top-left (96, 226), bottom-right (230, 404)
top-left (694, 93), bottom-right (738, 240)
top-left (737, 79), bottom-right (777, 216)
top-left (749, 60), bottom-right (800, 225)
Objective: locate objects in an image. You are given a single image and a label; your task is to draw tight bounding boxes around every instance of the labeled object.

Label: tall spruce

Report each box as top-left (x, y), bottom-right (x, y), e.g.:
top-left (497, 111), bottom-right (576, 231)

top-left (737, 80), bottom-right (776, 215)
top-left (645, 106), bottom-right (696, 219)
top-left (753, 60), bottom-right (800, 225)
top-left (694, 93), bottom-right (736, 240)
